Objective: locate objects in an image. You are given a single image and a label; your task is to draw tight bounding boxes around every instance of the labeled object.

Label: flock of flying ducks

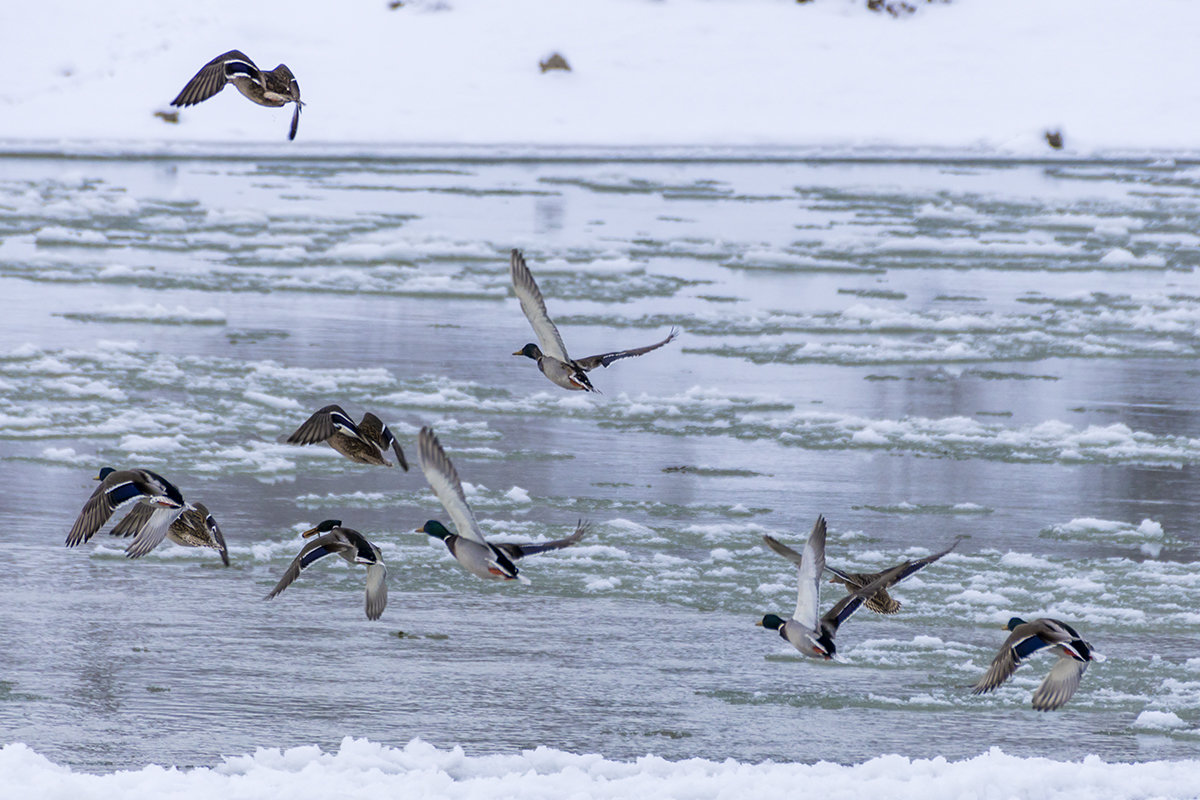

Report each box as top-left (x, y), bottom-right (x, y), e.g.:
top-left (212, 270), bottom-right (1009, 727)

top-left (68, 53), bottom-right (1103, 712)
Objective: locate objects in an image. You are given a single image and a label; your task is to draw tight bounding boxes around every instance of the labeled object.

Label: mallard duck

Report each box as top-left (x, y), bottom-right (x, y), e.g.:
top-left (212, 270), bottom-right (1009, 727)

top-left (825, 536), bottom-right (963, 614)
top-left (757, 516), bottom-right (948, 659)
top-left (170, 50), bottom-right (303, 140)
top-left (264, 520), bottom-right (387, 620)
top-left (67, 467), bottom-right (187, 558)
top-left (285, 404), bottom-right (408, 470)
top-left (415, 426), bottom-right (588, 582)
top-left (971, 617), bottom-right (1101, 710)
top-left (509, 249), bottom-right (678, 392)
top-left (110, 502), bottom-right (229, 565)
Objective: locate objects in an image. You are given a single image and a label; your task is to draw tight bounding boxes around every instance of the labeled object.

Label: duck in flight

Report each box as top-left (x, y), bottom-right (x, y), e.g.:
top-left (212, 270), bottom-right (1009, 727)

top-left (415, 426), bottom-right (587, 583)
top-left (509, 249), bottom-right (678, 392)
top-left (971, 617), bottom-right (1102, 710)
top-left (757, 516), bottom-right (954, 659)
top-left (265, 520), bottom-right (388, 620)
top-left (170, 50), bottom-right (303, 140)
top-left (285, 404), bottom-right (408, 470)
top-left (824, 536), bottom-right (963, 614)
top-left (110, 501), bottom-right (229, 565)
top-left (66, 467), bottom-right (190, 559)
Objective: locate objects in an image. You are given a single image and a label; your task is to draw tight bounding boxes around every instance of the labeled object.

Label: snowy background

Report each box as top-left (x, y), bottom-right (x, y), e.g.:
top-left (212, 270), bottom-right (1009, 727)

top-left (3, 0), bottom-right (1198, 153)
top-left (4, 2), bottom-right (1200, 798)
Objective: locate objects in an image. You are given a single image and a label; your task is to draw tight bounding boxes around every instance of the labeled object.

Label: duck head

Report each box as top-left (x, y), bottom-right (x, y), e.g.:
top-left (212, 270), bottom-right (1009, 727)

top-left (756, 613), bottom-right (787, 630)
top-left (95, 466), bottom-right (117, 481)
top-left (417, 519), bottom-right (454, 541)
top-left (1005, 616), bottom-right (1027, 631)
top-left (302, 519), bottom-right (342, 537)
top-left (513, 343), bottom-right (543, 360)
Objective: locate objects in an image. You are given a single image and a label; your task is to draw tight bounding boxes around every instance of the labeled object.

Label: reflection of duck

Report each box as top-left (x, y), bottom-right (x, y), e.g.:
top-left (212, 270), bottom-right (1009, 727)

top-left (111, 501), bottom-right (229, 565)
top-left (286, 404), bottom-right (408, 470)
top-left (971, 617), bottom-right (1101, 710)
top-left (265, 520), bottom-right (387, 620)
top-left (825, 537), bottom-right (962, 614)
top-left (509, 249), bottom-right (678, 392)
top-left (170, 50), bottom-right (303, 140)
top-left (67, 467), bottom-right (187, 559)
top-left (415, 426), bottom-right (587, 582)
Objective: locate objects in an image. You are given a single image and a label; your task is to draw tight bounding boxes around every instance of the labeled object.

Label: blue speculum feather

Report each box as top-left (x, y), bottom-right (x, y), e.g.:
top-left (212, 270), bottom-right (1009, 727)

top-left (106, 481), bottom-right (142, 506)
top-left (224, 61), bottom-right (257, 79)
top-left (1013, 634), bottom-right (1049, 660)
top-left (300, 545), bottom-right (334, 569)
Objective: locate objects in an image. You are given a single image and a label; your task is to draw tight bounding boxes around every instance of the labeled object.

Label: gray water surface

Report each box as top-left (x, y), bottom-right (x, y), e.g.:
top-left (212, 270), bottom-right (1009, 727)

top-left (1, 155), bottom-right (1198, 771)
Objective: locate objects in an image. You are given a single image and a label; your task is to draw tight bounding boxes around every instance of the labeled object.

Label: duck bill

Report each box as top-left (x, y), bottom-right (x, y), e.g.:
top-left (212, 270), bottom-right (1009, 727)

top-left (754, 620), bottom-right (765, 627)
top-left (511, 350), bottom-right (524, 357)
top-left (301, 525), bottom-right (323, 538)
top-left (414, 524), bottom-right (426, 533)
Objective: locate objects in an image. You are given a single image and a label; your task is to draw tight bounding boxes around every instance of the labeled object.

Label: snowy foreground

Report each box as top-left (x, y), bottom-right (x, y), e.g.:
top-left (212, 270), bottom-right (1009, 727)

top-left (3, 739), bottom-right (1199, 800)
top-left (4, 0), bottom-right (1199, 153)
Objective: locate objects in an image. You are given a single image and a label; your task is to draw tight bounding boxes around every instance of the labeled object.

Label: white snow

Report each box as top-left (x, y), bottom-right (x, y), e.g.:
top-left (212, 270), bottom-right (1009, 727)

top-left (3, 0), bottom-right (1199, 153)
top-left (2, 738), bottom-right (1199, 800)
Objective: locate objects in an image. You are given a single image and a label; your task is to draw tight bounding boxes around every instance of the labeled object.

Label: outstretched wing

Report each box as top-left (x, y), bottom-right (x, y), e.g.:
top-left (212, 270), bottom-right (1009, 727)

top-left (818, 558), bottom-right (914, 635)
top-left (763, 515), bottom-right (826, 630)
top-left (109, 503), bottom-right (154, 538)
top-left (194, 502), bottom-right (230, 566)
top-left (358, 412), bottom-right (408, 471)
top-left (574, 328), bottom-right (679, 371)
top-left (67, 475), bottom-right (145, 547)
top-left (1030, 655), bottom-right (1088, 711)
top-left (171, 50), bottom-right (262, 107)
top-left (971, 629), bottom-right (1054, 695)
top-left (509, 249), bottom-right (571, 363)
top-left (288, 103), bottom-right (301, 141)
top-left (417, 427), bottom-right (487, 546)
top-left (264, 533), bottom-right (352, 600)
top-left (493, 520), bottom-right (590, 561)
top-left (826, 536), bottom-right (962, 615)
top-left (286, 404), bottom-right (357, 445)
top-left (124, 505), bottom-right (185, 558)
top-left (364, 562), bottom-right (388, 621)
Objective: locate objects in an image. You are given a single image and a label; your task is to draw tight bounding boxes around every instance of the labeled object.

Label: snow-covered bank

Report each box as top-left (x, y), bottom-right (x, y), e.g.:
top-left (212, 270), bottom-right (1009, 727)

top-left (3, 738), bottom-right (1199, 800)
top-left (4, 0), bottom-right (1198, 153)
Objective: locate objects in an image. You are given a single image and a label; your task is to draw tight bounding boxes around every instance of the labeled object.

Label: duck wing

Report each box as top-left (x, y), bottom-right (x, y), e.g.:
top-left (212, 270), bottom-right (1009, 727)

top-left (971, 620), bottom-right (1065, 695)
top-left (171, 50), bottom-right (262, 107)
top-left (417, 427), bottom-right (488, 546)
top-left (510, 249), bottom-right (571, 363)
top-left (286, 404), bottom-right (358, 445)
top-left (193, 502), bottom-right (230, 566)
top-left (265, 532), bottom-right (354, 600)
top-left (1030, 654), bottom-right (1089, 711)
top-left (827, 536), bottom-right (961, 615)
top-left (826, 565), bottom-right (900, 614)
top-left (574, 328), bottom-right (679, 371)
top-left (358, 412), bottom-right (408, 471)
top-left (124, 505), bottom-right (186, 558)
top-left (288, 103), bottom-right (301, 141)
top-left (493, 520), bottom-right (589, 561)
top-left (363, 562), bottom-right (388, 621)
top-left (763, 515), bottom-right (826, 630)
top-left (67, 470), bottom-right (154, 546)
top-left (109, 503), bottom-right (153, 538)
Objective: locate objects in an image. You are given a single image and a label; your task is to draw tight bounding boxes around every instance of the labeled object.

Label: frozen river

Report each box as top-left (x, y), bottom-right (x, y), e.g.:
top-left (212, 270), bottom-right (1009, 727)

top-left (1, 153), bottom-right (1198, 775)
